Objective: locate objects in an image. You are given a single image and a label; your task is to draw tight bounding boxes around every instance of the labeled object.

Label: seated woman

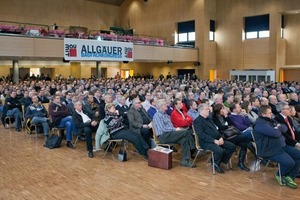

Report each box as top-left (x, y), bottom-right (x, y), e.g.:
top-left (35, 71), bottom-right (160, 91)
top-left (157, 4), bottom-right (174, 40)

top-left (104, 103), bottom-right (149, 158)
top-left (241, 101), bottom-right (258, 125)
top-left (212, 103), bottom-right (256, 171)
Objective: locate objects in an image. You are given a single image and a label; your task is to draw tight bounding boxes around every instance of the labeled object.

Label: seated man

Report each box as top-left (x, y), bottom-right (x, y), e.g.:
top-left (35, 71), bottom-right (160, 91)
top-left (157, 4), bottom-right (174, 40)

top-left (187, 100), bottom-right (199, 121)
top-left (49, 94), bottom-right (77, 148)
top-left (147, 98), bottom-right (158, 119)
top-left (254, 105), bottom-right (300, 188)
top-left (127, 98), bottom-right (153, 147)
top-left (275, 102), bottom-right (300, 149)
top-left (153, 99), bottom-right (196, 168)
top-left (72, 101), bottom-right (98, 158)
top-left (193, 103), bottom-right (236, 173)
top-left (25, 95), bottom-right (50, 141)
top-left (228, 102), bottom-right (252, 140)
top-left (3, 91), bottom-right (23, 132)
top-left (170, 98), bottom-right (193, 128)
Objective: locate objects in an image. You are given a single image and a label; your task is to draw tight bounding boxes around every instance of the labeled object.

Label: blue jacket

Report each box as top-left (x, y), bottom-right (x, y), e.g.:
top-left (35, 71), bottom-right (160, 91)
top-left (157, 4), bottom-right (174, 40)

top-left (253, 117), bottom-right (287, 158)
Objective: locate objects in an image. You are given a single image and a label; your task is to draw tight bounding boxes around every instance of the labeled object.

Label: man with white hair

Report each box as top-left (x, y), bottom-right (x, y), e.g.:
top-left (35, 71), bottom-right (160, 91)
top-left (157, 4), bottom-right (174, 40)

top-left (153, 99), bottom-right (196, 168)
top-left (193, 103), bottom-right (235, 173)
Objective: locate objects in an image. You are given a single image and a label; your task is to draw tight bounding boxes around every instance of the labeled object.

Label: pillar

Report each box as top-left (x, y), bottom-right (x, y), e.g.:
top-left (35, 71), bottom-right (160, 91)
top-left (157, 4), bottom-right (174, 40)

top-left (96, 61), bottom-right (102, 78)
top-left (13, 60), bottom-right (19, 83)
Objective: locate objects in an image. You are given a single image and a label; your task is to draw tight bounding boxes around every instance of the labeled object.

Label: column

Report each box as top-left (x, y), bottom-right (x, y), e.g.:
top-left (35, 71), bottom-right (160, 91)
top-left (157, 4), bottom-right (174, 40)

top-left (13, 60), bottom-right (19, 83)
top-left (96, 61), bottom-right (102, 78)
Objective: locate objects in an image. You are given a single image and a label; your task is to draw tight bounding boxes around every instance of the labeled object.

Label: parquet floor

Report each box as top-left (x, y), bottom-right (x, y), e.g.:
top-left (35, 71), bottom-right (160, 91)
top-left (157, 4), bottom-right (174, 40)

top-left (0, 126), bottom-right (299, 200)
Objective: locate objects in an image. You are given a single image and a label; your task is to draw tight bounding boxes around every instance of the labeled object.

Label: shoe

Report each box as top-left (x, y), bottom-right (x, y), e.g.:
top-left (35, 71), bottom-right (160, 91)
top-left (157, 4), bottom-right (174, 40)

top-left (238, 162), bottom-right (250, 171)
top-left (16, 128), bottom-right (21, 132)
top-left (275, 174), bottom-right (285, 186)
top-left (88, 151), bottom-right (94, 158)
top-left (66, 142), bottom-right (75, 149)
top-left (180, 160), bottom-right (196, 168)
top-left (282, 176), bottom-right (298, 189)
top-left (296, 173), bottom-right (300, 179)
top-left (213, 164), bottom-right (224, 173)
top-left (93, 147), bottom-right (101, 152)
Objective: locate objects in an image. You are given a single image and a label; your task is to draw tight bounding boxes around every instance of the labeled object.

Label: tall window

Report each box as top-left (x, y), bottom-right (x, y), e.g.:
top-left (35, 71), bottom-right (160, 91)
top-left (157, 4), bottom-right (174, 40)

top-left (281, 15), bottom-right (285, 38)
top-left (177, 20), bottom-right (195, 47)
top-left (244, 14), bottom-right (270, 39)
top-left (209, 20), bottom-right (215, 41)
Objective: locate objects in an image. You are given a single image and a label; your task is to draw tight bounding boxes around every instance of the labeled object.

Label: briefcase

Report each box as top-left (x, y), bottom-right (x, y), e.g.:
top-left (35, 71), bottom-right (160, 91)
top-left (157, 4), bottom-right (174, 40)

top-left (148, 148), bottom-right (172, 170)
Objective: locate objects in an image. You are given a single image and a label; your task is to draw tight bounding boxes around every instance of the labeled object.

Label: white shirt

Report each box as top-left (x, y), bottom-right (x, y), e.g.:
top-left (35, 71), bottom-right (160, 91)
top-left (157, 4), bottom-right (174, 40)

top-left (76, 110), bottom-right (91, 123)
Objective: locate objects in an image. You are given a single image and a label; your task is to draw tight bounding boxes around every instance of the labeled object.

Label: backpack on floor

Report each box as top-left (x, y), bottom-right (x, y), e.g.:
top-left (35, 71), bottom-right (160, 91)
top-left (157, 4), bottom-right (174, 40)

top-left (44, 134), bottom-right (62, 149)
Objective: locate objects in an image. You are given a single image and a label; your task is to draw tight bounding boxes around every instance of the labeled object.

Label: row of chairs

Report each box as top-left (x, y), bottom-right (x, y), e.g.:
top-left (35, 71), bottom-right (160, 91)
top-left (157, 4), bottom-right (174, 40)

top-left (152, 123), bottom-right (280, 181)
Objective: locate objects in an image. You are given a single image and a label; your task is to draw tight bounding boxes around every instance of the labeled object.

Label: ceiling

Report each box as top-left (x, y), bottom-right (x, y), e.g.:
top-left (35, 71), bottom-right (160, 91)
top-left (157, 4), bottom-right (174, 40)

top-left (85, 0), bottom-right (126, 6)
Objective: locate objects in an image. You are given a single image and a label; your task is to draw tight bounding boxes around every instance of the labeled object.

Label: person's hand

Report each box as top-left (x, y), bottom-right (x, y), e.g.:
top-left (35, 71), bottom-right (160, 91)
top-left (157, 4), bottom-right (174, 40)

top-left (115, 110), bottom-right (119, 115)
top-left (219, 138), bottom-right (224, 145)
top-left (175, 127), bottom-right (181, 131)
top-left (214, 139), bottom-right (220, 145)
top-left (142, 124), bottom-right (148, 128)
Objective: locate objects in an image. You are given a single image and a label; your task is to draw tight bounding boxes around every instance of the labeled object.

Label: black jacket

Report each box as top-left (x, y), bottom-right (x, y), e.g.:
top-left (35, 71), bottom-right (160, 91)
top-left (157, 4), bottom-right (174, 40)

top-left (193, 115), bottom-right (222, 148)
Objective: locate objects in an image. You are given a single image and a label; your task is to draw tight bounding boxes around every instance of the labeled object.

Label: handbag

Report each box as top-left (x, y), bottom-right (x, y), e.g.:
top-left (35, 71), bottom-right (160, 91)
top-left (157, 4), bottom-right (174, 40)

top-left (222, 126), bottom-right (241, 139)
top-left (118, 149), bottom-right (127, 162)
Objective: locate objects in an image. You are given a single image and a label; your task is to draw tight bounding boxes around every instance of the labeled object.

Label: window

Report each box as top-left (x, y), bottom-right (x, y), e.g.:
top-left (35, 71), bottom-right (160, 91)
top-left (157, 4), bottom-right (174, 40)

top-left (177, 20), bottom-right (195, 47)
top-left (281, 15), bottom-right (285, 38)
top-left (209, 20), bottom-right (215, 41)
top-left (244, 14), bottom-right (269, 39)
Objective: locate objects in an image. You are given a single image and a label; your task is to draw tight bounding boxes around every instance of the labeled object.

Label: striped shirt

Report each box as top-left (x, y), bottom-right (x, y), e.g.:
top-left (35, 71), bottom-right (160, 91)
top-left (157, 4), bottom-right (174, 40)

top-left (153, 110), bottom-right (176, 136)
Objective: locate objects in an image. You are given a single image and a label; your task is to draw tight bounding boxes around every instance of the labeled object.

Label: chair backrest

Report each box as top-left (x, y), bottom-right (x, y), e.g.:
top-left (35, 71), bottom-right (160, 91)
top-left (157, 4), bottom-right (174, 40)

top-left (43, 103), bottom-right (50, 117)
top-left (151, 123), bottom-right (160, 145)
top-left (192, 125), bottom-right (201, 149)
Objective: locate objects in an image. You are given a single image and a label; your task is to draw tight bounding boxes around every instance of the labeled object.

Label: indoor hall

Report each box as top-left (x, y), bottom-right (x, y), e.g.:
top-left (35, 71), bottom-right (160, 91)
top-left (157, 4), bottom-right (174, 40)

top-left (0, 127), bottom-right (297, 200)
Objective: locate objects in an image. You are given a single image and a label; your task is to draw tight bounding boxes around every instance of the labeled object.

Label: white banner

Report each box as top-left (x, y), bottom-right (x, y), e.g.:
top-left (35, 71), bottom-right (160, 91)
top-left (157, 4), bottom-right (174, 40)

top-left (64, 38), bottom-right (133, 61)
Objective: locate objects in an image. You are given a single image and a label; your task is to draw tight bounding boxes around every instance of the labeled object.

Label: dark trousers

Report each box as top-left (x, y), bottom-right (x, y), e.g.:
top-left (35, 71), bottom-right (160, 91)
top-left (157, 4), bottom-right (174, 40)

top-left (158, 129), bottom-right (195, 162)
top-left (227, 134), bottom-right (249, 152)
top-left (267, 145), bottom-right (300, 179)
top-left (82, 125), bottom-right (98, 152)
top-left (111, 128), bottom-right (149, 156)
top-left (140, 128), bottom-right (153, 147)
top-left (202, 140), bottom-right (236, 166)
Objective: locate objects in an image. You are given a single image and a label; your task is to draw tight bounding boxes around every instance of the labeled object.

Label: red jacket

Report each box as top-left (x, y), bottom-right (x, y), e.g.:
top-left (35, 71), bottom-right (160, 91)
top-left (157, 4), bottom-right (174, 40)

top-left (170, 109), bottom-right (193, 128)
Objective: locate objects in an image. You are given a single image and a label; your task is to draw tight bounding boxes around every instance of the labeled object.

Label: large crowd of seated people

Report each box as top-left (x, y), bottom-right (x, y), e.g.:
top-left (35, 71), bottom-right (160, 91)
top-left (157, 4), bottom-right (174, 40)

top-left (1, 75), bottom-right (300, 188)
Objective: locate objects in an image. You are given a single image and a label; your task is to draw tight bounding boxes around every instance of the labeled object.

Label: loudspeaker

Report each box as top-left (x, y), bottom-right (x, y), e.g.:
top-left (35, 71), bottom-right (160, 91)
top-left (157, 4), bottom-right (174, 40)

top-left (194, 62), bottom-right (200, 66)
top-left (123, 61), bottom-right (129, 64)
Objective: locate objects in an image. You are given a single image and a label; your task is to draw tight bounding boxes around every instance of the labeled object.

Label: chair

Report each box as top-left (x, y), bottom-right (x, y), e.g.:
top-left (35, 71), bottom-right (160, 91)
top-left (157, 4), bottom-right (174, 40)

top-left (191, 125), bottom-right (215, 174)
top-left (249, 131), bottom-right (282, 185)
top-left (102, 139), bottom-right (127, 159)
top-left (152, 123), bottom-right (178, 150)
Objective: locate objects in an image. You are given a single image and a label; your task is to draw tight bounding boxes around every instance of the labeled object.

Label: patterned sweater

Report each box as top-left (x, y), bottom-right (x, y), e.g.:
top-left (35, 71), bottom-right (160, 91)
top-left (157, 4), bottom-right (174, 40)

top-left (104, 111), bottom-right (125, 134)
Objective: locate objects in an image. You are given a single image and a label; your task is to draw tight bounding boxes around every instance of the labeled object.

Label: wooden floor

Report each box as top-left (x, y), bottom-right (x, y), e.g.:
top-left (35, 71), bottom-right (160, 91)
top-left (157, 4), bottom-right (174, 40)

top-left (0, 127), bottom-right (299, 200)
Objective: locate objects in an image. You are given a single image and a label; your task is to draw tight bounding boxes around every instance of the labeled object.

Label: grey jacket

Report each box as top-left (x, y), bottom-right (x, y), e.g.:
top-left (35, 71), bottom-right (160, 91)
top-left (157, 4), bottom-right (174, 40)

top-left (127, 106), bottom-right (152, 134)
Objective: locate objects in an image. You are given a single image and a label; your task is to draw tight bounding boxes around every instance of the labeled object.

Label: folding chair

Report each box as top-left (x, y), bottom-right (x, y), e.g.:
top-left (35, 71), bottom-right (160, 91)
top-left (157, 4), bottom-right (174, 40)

top-left (249, 131), bottom-right (282, 185)
top-left (191, 125), bottom-right (216, 174)
top-left (152, 123), bottom-right (178, 150)
top-left (102, 139), bottom-right (128, 159)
